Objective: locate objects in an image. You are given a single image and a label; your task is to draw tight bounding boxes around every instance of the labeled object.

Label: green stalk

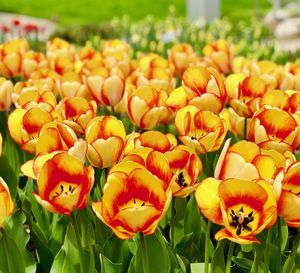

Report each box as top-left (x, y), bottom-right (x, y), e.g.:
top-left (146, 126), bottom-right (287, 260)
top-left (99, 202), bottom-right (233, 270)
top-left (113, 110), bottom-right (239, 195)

top-left (111, 106), bottom-right (116, 116)
top-left (171, 198), bottom-right (176, 249)
top-left (139, 232), bottom-right (149, 273)
top-left (205, 221), bottom-right (212, 273)
top-left (277, 218), bottom-right (282, 273)
top-left (264, 228), bottom-right (272, 273)
top-left (71, 213), bottom-right (84, 272)
top-left (243, 117), bottom-right (248, 140)
top-left (225, 242), bottom-right (234, 273)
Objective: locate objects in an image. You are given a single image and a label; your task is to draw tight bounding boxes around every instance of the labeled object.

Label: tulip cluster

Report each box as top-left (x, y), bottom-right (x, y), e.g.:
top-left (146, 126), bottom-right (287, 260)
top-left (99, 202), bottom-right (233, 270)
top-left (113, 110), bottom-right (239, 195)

top-left (1, 36), bottom-right (300, 272)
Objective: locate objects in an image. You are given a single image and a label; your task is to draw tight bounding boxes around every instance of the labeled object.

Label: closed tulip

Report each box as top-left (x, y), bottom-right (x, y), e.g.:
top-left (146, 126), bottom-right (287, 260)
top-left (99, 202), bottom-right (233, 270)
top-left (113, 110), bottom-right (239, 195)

top-left (0, 77), bottom-right (13, 111)
top-left (85, 116), bottom-right (126, 168)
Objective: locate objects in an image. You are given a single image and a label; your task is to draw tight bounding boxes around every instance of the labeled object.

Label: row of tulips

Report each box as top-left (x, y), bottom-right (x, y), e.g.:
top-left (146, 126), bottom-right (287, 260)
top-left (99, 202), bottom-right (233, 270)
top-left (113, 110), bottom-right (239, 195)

top-left (0, 36), bottom-right (299, 273)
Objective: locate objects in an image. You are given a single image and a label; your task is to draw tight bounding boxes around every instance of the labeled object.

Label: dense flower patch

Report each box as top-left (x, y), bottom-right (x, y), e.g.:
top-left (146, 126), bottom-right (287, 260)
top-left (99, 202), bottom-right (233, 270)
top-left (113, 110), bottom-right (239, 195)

top-left (0, 37), bottom-right (300, 273)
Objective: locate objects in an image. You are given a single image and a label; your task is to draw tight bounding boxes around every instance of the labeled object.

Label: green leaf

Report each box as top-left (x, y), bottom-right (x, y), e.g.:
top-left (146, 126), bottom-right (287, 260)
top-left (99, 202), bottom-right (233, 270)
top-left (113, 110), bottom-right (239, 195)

top-left (210, 241), bottom-right (225, 273)
top-left (103, 235), bottom-right (132, 272)
top-left (135, 233), bottom-right (170, 273)
top-left (3, 210), bottom-right (36, 273)
top-left (172, 198), bottom-right (187, 247)
top-left (269, 244), bottom-right (281, 273)
top-left (232, 257), bottom-right (253, 270)
top-left (101, 255), bottom-right (123, 273)
top-left (50, 223), bottom-right (95, 273)
top-left (0, 230), bottom-right (26, 273)
top-left (50, 224), bottom-right (81, 273)
top-left (174, 233), bottom-right (198, 263)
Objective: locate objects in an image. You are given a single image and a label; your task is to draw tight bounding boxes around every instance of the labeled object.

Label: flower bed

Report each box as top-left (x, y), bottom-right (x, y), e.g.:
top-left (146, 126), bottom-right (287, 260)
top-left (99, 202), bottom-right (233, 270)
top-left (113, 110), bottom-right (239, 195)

top-left (0, 36), bottom-right (299, 273)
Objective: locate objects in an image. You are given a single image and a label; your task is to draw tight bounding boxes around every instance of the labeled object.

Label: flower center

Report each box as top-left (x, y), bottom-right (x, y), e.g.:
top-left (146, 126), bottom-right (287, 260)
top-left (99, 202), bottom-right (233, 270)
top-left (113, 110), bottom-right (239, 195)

top-left (176, 172), bottom-right (188, 187)
top-left (230, 207), bottom-right (254, 236)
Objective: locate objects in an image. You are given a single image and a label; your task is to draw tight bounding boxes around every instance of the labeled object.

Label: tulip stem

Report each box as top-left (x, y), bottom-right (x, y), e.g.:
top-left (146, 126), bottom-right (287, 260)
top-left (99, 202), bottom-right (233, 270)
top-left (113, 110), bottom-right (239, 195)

top-left (243, 117), bottom-right (247, 140)
top-left (204, 221), bottom-right (212, 273)
top-left (225, 242), bottom-right (234, 273)
top-left (71, 213), bottom-right (84, 272)
top-left (171, 198), bottom-right (175, 249)
top-left (111, 106), bottom-right (116, 116)
top-left (139, 232), bottom-right (149, 273)
top-left (264, 228), bottom-right (272, 273)
top-left (277, 218), bottom-right (282, 273)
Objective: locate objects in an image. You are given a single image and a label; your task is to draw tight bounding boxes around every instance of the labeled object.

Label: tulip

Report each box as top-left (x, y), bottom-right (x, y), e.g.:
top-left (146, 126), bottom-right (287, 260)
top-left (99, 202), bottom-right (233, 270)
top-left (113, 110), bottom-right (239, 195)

top-left (260, 89), bottom-right (290, 111)
top-left (203, 39), bottom-right (233, 75)
top-left (86, 73), bottom-right (125, 106)
top-left (182, 66), bottom-right (226, 114)
top-left (122, 147), bottom-right (172, 190)
top-left (92, 161), bottom-right (172, 239)
top-left (15, 88), bottom-right (57, 112)
top-left (175, 105), bottom-right (227, 154)
top-left (126, 85), bottom-right (170, 129)
top-left (8, 107), bottom-right (54, 153)
top-left (165, 145), bottom-right (203, 197)
top-left (195, 178), bottom-right (277, 244)
top-left (219, 107), bottom-right (251, 139)
top-left (0, 39), bottom-right (29, 78)
top-left (215, 138), bottom-right (287, 182)
top-left (33, 152), bottom-right (94, 215)
top-left (85, 116), bottom-right (126, 168)
top-left (248, 107), bottom-right (300, 153)
top-left (133, 130), bottom-right (177, 153)
top-left (0, 177), bottom-right (14, 228)
top-left (0, 77), bottom-right (13, 111)
top-left (22, 51), bottom-right (47, 79)
top-left (168, 43), bottom-right (196, 76)
top-left (56, 72), bottom-right (91, 99)
top-left (35, 121), bottom-right (78, 155)
top-left (55, 97), bottom-right (97, 134)
top-left (226, 75), bottom-right (268, 117)
top-left (278, 161), bottom-right (300, 227)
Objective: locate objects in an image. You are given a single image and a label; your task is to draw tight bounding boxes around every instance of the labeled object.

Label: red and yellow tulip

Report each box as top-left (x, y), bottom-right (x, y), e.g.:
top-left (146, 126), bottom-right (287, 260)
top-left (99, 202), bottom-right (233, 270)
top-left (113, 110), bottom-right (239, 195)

top-left (35, 121), bottom-right (78, 155)
top-left (165, 145), bottom-right (203, 197)
top-left (8, 107), bottom-right (54, 153)
top-left (33, 152), bottom-right (94, 215)
top-left (203, 39), bottom-right (233, 75)
top-left (182, 66), bottom-right (226, 114)
top-left (86, 72), bottom-right (125, 106)
top-left (0, 177), bottom-right (14, 228)
top-left (0, 77), bottom-right (13, 111)
top-left (92, 161), bottom-right (171, 239)
top-left (85, 116), bottom-right (126, 168)
top-left (278, 161), bottom-right (300, 227)
top-left (175, 105), bottom-right (227, 154)
top-left (248, 107), bottom-right (300, 153)
top-left (55, 97), bottom-right (97, 134)
top-left (168, 43), bottom-right (196, 76)
top-left (126, 85), bottom-right (170, 129)
top-left (196, 178), bottom-right (277, 244)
